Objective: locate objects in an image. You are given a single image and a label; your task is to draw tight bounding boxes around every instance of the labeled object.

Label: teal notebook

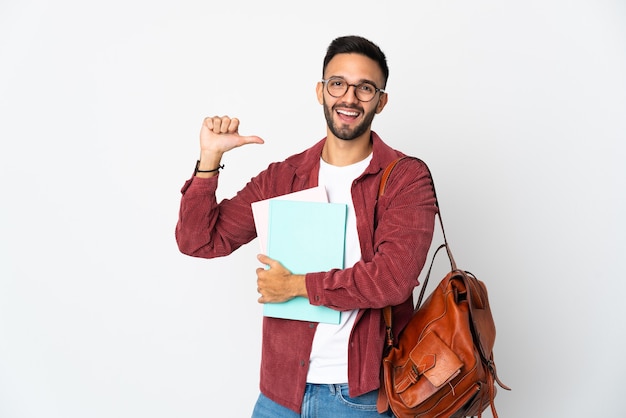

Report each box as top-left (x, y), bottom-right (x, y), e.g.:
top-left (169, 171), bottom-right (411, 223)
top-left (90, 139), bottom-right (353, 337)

top-left (263, 199), bottom-right (347, 324)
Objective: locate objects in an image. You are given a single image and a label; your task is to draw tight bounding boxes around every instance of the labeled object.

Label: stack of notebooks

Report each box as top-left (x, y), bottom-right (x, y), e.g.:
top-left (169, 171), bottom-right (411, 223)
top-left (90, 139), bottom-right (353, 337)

top-left (251, 186), bottom-right (347, 324)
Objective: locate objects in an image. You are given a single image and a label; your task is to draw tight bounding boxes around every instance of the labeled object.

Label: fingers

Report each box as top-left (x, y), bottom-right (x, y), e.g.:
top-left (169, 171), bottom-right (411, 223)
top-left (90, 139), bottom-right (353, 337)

top-left (256, 254), bottom-right (290, 304)
top-left (204, 115), bottom-right (240, 134)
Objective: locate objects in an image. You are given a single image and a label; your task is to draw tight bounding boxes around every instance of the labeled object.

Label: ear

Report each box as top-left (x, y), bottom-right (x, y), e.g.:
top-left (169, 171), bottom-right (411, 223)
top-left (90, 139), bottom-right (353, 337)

top-left (375, 92), bottom-right (388, 114)
top-left (316, 82), bottom-right (324, 105)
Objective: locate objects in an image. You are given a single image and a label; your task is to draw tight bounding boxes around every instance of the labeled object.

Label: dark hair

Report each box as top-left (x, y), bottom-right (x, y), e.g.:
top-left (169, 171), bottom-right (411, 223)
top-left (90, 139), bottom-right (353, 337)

top-left (323, 35), bottom-right (389, 88)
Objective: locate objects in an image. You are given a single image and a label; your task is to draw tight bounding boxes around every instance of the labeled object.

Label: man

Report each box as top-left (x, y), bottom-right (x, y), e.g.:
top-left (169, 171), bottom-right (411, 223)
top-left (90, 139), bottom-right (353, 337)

top-left (176, 35), bottom-right (437, 417)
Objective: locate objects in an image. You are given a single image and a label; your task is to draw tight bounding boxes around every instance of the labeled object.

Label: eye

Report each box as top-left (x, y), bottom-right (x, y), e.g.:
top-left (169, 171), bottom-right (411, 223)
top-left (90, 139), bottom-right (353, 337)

top-left (358, 83), bottom-right (375, 93)
top-left (330, 78), bottom-right (346, 88)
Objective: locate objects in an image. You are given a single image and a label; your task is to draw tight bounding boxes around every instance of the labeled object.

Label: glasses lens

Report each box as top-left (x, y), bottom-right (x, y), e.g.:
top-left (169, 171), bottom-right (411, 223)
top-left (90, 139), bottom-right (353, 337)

top-left (354, 82), bottom-right (376, 102)
top-left (326, 78), bottom-right (348, 98)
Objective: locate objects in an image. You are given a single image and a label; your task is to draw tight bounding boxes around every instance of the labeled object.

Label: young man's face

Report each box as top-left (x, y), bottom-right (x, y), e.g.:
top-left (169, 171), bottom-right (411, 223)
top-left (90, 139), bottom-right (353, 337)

top-left (317, 53), bottom-right (388, 141)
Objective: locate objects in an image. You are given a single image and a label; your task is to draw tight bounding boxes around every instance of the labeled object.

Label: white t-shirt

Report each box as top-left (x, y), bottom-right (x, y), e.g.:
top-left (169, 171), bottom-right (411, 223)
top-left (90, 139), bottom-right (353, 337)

top-left (306, 153), bottom-right (372, 384)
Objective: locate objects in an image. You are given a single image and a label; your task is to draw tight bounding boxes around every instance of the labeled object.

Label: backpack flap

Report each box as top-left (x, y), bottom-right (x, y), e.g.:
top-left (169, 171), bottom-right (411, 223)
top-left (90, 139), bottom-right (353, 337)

top-left (393, 331), bottom-right (463, 408)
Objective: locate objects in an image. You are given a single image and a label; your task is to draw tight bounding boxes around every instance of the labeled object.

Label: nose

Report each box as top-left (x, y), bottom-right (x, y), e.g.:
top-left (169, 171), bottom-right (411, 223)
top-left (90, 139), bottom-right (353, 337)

top-left (342, 84), bottom-right (360, 103)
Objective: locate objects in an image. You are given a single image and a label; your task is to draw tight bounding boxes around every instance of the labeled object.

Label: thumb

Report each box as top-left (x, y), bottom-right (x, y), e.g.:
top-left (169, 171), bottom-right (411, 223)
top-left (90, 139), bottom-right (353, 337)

top-left (257, 253), bottom-right (276, 267)
top-left (241, 135), bottom-right (265, 145)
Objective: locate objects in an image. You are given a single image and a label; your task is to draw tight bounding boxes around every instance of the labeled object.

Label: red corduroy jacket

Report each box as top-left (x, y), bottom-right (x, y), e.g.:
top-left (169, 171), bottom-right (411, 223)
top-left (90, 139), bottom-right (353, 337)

top-left (176, 132), bottom-right (437, 413)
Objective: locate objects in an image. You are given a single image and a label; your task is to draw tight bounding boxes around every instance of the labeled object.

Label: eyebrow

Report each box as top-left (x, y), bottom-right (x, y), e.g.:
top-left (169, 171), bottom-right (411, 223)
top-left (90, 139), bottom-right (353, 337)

top-left (327, 75), bottom-right (379, 86)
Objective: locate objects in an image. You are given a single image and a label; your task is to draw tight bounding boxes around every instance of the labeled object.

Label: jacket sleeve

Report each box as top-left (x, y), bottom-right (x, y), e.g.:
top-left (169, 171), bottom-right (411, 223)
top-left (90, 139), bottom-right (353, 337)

top-left (305, 158), bottom-right (438, 310)
top-left (175, 173), bottom-right (261, 258)
top-left (175, 160), bottom-right (304, 258)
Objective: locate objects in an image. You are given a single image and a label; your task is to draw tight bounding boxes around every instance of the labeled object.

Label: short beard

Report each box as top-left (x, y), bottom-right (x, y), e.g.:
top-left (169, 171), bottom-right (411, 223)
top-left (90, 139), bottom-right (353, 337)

top-left (323, 97), bottom-right (377, 141)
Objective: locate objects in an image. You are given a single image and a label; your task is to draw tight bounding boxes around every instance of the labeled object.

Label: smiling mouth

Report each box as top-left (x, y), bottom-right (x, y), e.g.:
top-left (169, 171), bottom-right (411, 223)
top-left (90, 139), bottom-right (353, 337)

top-left (336, 108), bottom-right (360, 119)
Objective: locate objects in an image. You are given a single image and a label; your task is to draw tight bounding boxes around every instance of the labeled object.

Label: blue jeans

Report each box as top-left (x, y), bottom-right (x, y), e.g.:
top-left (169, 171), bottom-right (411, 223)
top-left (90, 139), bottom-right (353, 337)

top-left (251, 384), bottom-right (394, 417)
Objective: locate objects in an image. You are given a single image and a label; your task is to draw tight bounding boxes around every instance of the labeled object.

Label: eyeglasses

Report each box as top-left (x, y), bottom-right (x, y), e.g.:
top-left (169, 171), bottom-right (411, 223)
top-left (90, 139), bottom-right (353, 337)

top-left (321, 77), bottom-right (385, 102)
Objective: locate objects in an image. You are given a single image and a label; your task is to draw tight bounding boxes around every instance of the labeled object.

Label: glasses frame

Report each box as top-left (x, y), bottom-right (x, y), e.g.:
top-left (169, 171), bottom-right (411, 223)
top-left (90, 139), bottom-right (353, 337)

top-left (321, 77), bottom-right (386, 102)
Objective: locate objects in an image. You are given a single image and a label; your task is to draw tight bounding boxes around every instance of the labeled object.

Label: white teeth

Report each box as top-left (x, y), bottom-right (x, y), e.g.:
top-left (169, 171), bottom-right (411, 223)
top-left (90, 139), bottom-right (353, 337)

top-left (337, 110), bottom-right (359, 116)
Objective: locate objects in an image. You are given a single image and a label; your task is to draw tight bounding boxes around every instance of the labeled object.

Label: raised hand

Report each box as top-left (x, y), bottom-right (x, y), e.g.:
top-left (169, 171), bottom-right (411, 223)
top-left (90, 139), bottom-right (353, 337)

top-left (196, 115), bottom-right (264, 177)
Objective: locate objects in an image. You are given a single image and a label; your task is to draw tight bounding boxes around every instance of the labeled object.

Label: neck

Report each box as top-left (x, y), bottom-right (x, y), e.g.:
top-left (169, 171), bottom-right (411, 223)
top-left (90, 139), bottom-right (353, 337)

top-left (322, 131), bottom-right (372, 167)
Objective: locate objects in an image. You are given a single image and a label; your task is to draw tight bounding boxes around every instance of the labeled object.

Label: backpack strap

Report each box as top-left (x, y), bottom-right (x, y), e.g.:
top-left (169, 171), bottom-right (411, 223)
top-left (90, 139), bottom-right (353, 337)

top-left (379, 156), bottom-right (455, 348)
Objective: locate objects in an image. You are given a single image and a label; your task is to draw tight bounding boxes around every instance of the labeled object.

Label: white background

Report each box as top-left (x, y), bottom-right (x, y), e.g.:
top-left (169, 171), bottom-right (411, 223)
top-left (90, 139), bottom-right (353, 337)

top-left (1, 0), bottom-right (625, 417)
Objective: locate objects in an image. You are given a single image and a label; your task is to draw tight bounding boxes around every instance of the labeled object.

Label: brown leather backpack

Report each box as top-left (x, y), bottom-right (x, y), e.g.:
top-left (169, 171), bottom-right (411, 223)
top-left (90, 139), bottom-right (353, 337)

top-left (376, 157), bottom-right (510, 418)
